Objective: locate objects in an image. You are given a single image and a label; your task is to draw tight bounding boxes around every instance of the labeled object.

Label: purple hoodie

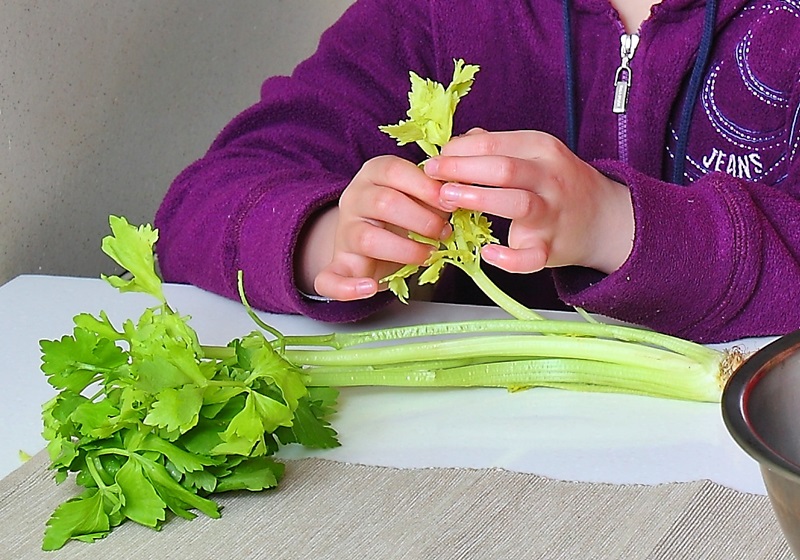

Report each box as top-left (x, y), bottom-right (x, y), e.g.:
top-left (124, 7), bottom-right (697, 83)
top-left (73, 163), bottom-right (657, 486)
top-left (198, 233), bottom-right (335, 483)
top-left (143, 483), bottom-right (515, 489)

top-left (154, 0), bottom-right (800, 343)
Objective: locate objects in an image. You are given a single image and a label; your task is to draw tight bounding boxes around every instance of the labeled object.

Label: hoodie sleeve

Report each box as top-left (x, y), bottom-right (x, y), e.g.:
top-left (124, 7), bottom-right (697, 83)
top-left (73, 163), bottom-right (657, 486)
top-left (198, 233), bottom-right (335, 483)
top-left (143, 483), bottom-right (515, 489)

top-left (554, 155), bottom-right (800, 343)
top-left (154, 0), bottom-right (435, 322)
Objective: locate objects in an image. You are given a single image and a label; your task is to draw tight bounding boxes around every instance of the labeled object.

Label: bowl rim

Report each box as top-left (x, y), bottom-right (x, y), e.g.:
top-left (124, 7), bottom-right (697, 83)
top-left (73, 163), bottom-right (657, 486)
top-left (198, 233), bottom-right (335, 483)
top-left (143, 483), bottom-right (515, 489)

top-left (722, 329), bottom-right (800, 482)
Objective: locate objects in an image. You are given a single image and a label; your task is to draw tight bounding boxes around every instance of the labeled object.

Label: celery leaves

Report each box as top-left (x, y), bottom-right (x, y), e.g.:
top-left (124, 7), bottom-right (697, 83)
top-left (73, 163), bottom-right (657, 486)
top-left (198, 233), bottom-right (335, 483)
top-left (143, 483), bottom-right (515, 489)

top-left (101, 215), bottom-right (165, 303)
top-left (378, 59), bottom-right (494, 304)
top-left (40, 217), bottom-right (339, 550)
top-left (381, 209), bottom-right (497, 303)
top-left (378, 61), bottom-right (543, 320)
top-left (379, 58), bottom-right (480, 158)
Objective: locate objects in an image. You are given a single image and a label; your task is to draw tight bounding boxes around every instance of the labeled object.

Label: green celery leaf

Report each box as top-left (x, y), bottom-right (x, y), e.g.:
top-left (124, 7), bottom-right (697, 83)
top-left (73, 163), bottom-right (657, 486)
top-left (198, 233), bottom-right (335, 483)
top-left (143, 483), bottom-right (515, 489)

top-left (134, 455), bottom-right (220, 520)
top-left (181, 397), bottom-right (247, 455)
top-left (115, 458), bottom-right (167, 528)
top-left (134, 356), bottom-right (196, 393)
top-left (139, 433), bottom-right (219, 473)
top-left (211, 436), bottom-right (260, 457)
top-left (446, 58), bottom-right (480, 98)
top-left (308, 387), bottom-right (339, 418)
top-left (381, 264), bottom-right (419, 304)
top-left (42, 391), bottom-right (89, 441)
top-left (247, 343), bottom-right (307, 410)
top-left (42, 489), bottom-right (111, 551)
top-left (250, 391), bottom-right (293, 433)
top-left (215, 457), bottom-right (285, 493)
top-left (418, 259), bottom-right (447, 285)
top-left (407, 73), bottom-right (451, 147)
top-left (129, 309), bottom-right (208, 390)
top-left (116, 387), bottom-right (149, 424)
top-left (40, 327), bottom-right (128, 392)
top-left (71, 399), bottom-right (122, 439)
top-left (73, 311), bottom-right (124, 342)
top-left (378, 59), bottom-right (479, 158)
top-left (207, 455), bottom-right (246, 478)
top-left (377, 120), bottom-right (425, 148)
top-left (46, 439), bottom-right (80, 471)
top-left (100, 215), bottom-right (165, 303)
top-left (219, 392), bottom-right (263, 449)
top-left (286, 397), bottom-right (340, 449)
top-left (215, 391), bottom-right (291, 456)
top-left (183, 470), bottom-right (218, 493)
top-left (214, 392), bottom-right (282, 456)
top-left (143, 386), bottom-right (204, 435)
top-left (202, 385), bottom-right (246, 410)
top-left (179, 423), bottom-right (224, 456)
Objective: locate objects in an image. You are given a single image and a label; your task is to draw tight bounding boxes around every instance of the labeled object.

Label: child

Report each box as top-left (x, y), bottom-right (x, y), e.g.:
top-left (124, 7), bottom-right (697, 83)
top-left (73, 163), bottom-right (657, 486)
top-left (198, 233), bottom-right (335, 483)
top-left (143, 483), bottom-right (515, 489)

top-left (154, 0), bottom-right (800, 344)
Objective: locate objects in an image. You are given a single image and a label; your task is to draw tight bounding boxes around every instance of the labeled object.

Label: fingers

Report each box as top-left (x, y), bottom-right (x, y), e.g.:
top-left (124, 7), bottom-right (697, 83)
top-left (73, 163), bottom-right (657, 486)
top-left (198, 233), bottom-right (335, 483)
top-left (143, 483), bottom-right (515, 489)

top-left (344, 185), bottom-right (450, 241)
top-left (313, 262), bottom-right (379, 301)
top-left (312, 155), bottom-right (451, 302)
top-left (314, 220), bottom-right (435, 301)
top-left (426, 152), bottom-right (540, 189)
top-left (428, 130), bottom-right (568, 272)
top-left (441, 129), bottom-right (564, 159)
top-left (428, 130), bottom-right (569, 210)
top-left (315, 212), bottom-right (437, 301)
top-left (359, 155), bottom-right (445, 211)
top-left (343, 220), bottom-right (434, 265)
top-left (439, 181), bottom-right (543, 219)
top-left (347, 156), bottom-right (451, 240)
top-left (481, 242), bottom-right (549, 274)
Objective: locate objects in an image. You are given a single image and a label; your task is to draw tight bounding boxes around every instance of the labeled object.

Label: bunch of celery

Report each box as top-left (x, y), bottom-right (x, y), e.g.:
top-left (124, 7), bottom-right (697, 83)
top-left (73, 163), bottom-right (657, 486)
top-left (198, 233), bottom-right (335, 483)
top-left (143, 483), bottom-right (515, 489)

top-left (40, 212), bottom-right (739, 549)
top-left (40, 217), bottom-right (339, 550)
top-left (39, 60), bottom-right (743, 549)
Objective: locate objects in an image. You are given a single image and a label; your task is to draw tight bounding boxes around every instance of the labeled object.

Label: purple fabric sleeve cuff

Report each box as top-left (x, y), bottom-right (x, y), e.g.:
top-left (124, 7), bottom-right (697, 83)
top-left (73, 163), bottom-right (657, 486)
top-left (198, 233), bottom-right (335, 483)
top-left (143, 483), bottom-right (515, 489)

top-left (554, 160), bottom-right (761, 342)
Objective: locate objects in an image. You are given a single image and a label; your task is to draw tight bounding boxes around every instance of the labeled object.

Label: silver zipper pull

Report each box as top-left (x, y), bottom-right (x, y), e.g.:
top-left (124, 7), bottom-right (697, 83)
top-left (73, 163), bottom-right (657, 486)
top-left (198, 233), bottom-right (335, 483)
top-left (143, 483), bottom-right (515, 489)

top-left (612, 33), bottom-right (640, 114)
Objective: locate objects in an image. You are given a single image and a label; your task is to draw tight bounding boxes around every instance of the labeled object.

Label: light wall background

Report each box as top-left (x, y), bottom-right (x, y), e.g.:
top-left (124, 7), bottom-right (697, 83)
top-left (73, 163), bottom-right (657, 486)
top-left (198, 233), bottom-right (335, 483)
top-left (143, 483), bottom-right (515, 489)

top-left (0, 0), bottom-right (353, 286)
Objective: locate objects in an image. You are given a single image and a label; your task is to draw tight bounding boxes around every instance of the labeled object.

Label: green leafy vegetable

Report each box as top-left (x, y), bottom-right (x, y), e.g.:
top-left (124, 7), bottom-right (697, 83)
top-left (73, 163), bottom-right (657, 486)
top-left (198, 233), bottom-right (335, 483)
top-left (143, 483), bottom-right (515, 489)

top-left (41, 218), bottom-right (339, 550)
top-left (379, 58), bottom-right (479, 158)
top-left (100, 216), bottom-right (165, 303)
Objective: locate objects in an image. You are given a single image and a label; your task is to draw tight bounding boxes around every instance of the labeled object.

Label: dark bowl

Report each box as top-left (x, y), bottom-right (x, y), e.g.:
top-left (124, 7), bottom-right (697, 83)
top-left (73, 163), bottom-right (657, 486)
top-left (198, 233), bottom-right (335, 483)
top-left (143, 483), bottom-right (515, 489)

top-left (722, 330), bottom-right (800, 557)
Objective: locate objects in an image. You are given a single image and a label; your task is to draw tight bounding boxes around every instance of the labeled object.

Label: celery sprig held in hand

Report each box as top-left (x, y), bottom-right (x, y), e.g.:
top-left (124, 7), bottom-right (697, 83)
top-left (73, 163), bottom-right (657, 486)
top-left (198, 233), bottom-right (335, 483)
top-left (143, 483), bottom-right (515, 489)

top-left (378, 59), bottom-right (542, 320)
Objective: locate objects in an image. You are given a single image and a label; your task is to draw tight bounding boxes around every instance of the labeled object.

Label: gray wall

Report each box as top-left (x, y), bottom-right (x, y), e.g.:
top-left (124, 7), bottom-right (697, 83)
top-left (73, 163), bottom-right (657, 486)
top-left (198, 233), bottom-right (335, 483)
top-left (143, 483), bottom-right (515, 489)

top-left (0, 0), bottom-right (353, 286)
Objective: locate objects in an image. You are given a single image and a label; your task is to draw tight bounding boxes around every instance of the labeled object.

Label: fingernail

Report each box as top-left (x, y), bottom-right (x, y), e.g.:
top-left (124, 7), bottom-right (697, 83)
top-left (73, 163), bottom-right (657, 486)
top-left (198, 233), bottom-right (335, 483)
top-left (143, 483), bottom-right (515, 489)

top-left (440, 184), bottom-right (460, 205)
top-left (440, 223), bottom-right (452, 240)
top-left (424, 158), bottom-right (439, 175)
top-left (481, 245), bottom-right (500, 262)
top-left (356, 280), bottom-right (375, 296)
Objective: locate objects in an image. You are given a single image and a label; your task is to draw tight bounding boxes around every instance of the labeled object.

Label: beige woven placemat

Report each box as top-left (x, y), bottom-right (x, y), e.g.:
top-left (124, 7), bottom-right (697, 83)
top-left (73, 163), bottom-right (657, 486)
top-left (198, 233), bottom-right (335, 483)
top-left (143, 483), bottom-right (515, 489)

top-left (0, 452), bottom-right (793, 559)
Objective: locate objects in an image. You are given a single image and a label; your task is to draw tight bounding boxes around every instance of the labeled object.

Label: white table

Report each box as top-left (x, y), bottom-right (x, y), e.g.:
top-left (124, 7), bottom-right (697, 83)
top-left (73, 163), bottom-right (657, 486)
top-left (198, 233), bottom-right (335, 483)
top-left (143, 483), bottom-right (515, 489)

top-left (0, 274), bottom-right (770, 493)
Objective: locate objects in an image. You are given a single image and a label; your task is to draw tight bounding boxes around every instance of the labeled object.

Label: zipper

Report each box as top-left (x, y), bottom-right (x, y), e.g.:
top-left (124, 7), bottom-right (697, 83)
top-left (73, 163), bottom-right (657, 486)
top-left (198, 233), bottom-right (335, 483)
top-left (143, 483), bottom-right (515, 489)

top-left (613, 32), bottom-right (640, 163)
top-left (612, 33), bottom-right (640, 114)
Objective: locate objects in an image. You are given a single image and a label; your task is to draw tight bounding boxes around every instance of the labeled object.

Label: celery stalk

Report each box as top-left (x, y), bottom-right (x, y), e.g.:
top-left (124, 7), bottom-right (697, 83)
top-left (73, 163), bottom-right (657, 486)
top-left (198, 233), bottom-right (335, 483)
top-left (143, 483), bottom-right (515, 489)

top-left (303, 357), bottom-right (724, 402)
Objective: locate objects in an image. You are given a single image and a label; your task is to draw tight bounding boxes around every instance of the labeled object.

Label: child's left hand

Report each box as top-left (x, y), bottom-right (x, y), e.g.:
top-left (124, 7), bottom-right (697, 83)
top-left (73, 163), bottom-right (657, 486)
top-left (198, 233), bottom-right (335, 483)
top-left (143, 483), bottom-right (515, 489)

top-left (424, 129), bottom-right (635, 275)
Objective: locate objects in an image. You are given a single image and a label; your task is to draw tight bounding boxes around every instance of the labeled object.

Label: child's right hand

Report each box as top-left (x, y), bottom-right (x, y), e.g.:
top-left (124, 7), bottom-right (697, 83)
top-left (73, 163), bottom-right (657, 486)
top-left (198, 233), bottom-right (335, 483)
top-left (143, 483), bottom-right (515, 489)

top-left (298, 155), bottom-right (451, 301)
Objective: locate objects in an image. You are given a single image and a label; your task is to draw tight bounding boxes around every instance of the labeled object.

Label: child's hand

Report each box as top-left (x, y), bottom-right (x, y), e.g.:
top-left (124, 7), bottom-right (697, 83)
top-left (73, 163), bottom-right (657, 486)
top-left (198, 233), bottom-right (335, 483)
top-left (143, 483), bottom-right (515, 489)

top-left (424, 129), bottom-right (634, 275)
top-left (304, 155), bottom-right (450, 301)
